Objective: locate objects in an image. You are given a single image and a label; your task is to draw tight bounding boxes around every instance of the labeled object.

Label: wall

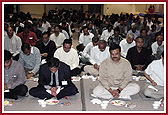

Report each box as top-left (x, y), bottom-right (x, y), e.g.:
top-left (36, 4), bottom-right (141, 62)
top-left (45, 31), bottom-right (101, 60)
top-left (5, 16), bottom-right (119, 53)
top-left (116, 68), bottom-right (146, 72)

top-left (20, 4), bottom-right (44, 17)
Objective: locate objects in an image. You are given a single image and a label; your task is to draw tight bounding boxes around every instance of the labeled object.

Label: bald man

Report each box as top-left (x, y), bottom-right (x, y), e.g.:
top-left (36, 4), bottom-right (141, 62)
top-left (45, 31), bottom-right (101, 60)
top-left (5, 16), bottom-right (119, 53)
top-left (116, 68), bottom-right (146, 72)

top-left (151, 35), bottom-right (164, 55)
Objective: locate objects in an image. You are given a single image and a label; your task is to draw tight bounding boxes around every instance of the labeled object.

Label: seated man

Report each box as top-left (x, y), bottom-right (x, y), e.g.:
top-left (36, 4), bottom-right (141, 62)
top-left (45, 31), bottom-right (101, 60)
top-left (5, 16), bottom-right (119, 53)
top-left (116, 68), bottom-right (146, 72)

top-left (119, 33), bottom-right (135, 58)
top-left (4, 27), bottom-right (22, 61)
top-left (76, 26), bottom-right (94, 51)
top-left (108, 27), bottom-right (123, 46)
top-left (143, 52), bottom-right (164, 99)
top-left (127, 23), bottom-right (140, 40)
top-left (80, 36), bottom-right (99, 64)
top-left (101, 24), bottom-right (114, 42)
top-left (93, 44), bottom-right (140, 100)
top-left (17, 24), bottom-right (38, 46)
top-left (4, 50), bottom-right (28, 100)
top-left (19, 43), bottom-right (41, 79)
top-left (84, 40), bottom-right (110, 76)
top-left (50, 25), bottom-right (66, 49)
top-left (151, 35), bottom-right (164, 56)
top-left (54, 39), bottom-right (81, 76)
top-left (29, 58), bottom-right (79, 100)
top-left (126, 37), bottom-right (151, 75)
top-left (35, 32), bottom-right (56, 61)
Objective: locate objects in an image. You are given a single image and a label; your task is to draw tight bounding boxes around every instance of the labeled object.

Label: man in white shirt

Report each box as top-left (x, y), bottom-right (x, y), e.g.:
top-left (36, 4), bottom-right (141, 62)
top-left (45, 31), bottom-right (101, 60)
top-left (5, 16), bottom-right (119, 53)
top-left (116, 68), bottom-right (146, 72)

top-left (143, 52), bottom-right (164, 99)
top-left (127, 23), bottom-right (140, 40)
top-left (4, 27), bottom-right (22, 61)
top-left (120, 33), bottom-right (135, 58)
top-left (54, 39), bottom-right (81, 76)
top-left (80, 37), bottom-right (99, 64)
top-left (84, 40), bottom-right (110, 76)
top-left (77, 26), bottom-right (94, 51)
top-left (101, 24), bottom-right (114, 42)
top-left (50, 25), bottom-right (66, 48)
top-left (151, 35), bottom-right (164, 55)
top-left (42, 17), bottom-right (51, 32)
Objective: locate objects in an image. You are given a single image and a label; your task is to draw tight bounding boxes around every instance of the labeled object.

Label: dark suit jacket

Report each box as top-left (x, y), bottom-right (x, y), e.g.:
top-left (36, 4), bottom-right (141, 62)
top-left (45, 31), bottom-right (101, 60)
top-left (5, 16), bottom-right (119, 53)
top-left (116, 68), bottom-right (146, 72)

top-left (13, 26), bottom-right (24, 34)
top-left (38, 62), bottom-right (73, 87)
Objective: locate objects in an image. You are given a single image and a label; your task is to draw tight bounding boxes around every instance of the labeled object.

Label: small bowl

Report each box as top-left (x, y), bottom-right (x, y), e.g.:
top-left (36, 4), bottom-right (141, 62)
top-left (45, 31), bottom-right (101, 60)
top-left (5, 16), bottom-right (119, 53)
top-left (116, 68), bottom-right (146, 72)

top-left (102, 100), bottom-right (109, 104)
top-left (152, 103), bottom-right (160, 109)
top-left (154, 101), bottom-right (161, 105)
top-left (135, 77), bottom-right (140, 81)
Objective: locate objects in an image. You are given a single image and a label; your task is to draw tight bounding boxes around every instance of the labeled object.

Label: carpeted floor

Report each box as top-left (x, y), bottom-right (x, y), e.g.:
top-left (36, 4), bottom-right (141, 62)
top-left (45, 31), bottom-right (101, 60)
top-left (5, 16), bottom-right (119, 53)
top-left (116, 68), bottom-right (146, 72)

top-left (4, 77), bottom-right (164, 112)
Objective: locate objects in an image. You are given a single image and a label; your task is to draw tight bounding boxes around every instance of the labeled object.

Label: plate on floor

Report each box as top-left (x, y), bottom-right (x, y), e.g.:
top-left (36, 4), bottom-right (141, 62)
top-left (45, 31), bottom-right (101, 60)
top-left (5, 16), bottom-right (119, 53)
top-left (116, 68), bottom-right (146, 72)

top-left (111, 100), bottom-right (126, 106)
top-left (46, 99), bottom-right (59, 105)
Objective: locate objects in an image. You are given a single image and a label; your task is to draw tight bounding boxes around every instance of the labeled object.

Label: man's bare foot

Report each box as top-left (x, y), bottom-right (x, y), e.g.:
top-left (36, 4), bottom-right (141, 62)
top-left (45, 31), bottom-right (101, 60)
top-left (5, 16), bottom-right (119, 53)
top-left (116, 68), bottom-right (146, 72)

top-left (64, 96), bottom-right (70, 100)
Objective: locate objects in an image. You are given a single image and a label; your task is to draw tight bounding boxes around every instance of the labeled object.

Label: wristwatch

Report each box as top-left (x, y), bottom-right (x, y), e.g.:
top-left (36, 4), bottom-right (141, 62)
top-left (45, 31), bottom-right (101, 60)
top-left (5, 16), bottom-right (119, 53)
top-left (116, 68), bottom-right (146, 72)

top-left (117, 89), bottom-right (121, 93)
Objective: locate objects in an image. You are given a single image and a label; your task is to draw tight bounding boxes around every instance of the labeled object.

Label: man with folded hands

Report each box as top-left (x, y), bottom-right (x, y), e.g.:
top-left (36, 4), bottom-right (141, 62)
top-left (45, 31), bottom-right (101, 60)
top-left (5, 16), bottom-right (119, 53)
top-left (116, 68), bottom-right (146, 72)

top-left (29, 58), bottom-right (78, 100)
top-left (93, 44), bottom-right (140, 100)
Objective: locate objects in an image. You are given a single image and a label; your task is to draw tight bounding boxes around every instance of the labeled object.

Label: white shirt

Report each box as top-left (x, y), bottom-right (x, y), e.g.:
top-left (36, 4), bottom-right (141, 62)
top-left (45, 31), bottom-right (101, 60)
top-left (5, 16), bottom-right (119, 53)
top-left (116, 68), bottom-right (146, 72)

top-left (50, 33), bottom-right (66, 48)
top-left (83, 42), bottom-right (95, 58)
top-left (101, 29), bottom-right (114, 42)
top-left (4, 33), bottom-right (22, 57)
top-left (151, 41), bottom-right (164, 55)
top-left (119, 39), bottom-right (135, 58)
top-left (90, 46), bottom-right (110, 65)
top-left (127, 30), bottom-right (140, 40)
top-left (62, 30), bottom-right (69, 39)
top-left (42, 21), bottom-right (51, 32)
top-left (145, 59), bottom-right (164, 86)
top-left (54, 47), bottom-right (79, 70)
top-left (79, 33), bottom-right (94, 46)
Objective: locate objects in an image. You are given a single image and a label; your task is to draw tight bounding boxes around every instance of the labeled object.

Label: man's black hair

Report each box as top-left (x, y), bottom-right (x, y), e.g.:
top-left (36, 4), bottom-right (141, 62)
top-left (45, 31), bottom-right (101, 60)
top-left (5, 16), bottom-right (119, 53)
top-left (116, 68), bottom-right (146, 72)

top-left (47, 58), bottom-right (60, 68)
top-left (4, 50), bottom-right (12, 61)
top-left (109, 44), bottom-right (121, 52)
top-left (21, 43), bottom-right (30, 52)
top-left (63, 39), bottom-right (72, 46)
top-left (42, 31), bottom-right (50, 37)
top-left (92, 37), bottom-right (99, 43)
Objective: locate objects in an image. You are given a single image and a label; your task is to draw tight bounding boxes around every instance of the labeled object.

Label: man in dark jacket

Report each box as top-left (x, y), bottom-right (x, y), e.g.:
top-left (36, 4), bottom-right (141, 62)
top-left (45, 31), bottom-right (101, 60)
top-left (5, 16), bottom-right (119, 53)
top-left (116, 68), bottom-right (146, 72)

top-left (29, 58), bottom-right (78, 100)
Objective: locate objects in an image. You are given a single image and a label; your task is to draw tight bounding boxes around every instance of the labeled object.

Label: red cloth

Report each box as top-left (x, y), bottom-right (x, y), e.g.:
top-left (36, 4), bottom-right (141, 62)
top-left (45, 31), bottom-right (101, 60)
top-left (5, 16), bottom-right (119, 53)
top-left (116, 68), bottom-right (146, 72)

top-left (17, 31), bottom-right (38, 46)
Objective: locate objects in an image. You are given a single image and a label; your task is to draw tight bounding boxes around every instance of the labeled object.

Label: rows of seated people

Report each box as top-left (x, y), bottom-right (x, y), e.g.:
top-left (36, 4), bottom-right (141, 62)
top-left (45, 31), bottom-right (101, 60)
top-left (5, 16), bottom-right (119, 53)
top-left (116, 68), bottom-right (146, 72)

top-left (4, 9), bottom-right (164, 101)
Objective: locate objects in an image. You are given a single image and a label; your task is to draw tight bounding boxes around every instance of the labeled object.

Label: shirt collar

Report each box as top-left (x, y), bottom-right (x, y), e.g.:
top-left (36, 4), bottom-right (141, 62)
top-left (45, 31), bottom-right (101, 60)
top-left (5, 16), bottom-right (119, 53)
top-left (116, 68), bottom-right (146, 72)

top-left (43, 40), bottom-right (50, 46)
top-left (110, 57), bottom-right (122, 65)
top-left (30, 47), bottom-right (34, 54)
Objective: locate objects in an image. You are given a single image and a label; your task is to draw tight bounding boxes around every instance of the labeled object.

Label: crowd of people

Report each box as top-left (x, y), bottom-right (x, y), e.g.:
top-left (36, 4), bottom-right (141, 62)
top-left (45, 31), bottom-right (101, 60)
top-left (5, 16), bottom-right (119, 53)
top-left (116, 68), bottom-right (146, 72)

top-left (4, 7), bottom-right (164, 101)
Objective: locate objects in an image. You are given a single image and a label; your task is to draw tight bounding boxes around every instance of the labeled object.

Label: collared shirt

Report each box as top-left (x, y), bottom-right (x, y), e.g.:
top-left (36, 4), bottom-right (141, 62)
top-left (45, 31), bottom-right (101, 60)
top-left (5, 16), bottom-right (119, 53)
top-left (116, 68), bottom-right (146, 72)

top-left (42, 21), bottom-right (51, 32)
top-left (90, 46), bottom-right (110, 65)
top-left (50, 32), bottom-right (66, 48)
top-left (19, 46), bottom-right (41, 74)
top-left (79, 32), bottom-right (94, 46)
top-left (54, 47), bottom-right (79, 70)
top-left (151, 41), bottom-right (164, 55)
top-left (119, 39), bottom-right (135, 58)
top-left (108, 34), bottom-right (123, 46)
top-left (99, 57), bottom-right (132, 90)
top-left (83, 42), bottom-right (95, 58)
top-left (127, 30), bottom-right (140, 39)
top-left (44, 71), bottom-right (59, 90)
top-left (101, 29), bottom-right (114, 42)
top-left (145, 59), bottom-right (164, 86)
top-left (4, 33), bottom-right (22, 57)
top-left (4, 60), bottom-right (26, 89)
top-left (43, 39), bottom-right (50, 46)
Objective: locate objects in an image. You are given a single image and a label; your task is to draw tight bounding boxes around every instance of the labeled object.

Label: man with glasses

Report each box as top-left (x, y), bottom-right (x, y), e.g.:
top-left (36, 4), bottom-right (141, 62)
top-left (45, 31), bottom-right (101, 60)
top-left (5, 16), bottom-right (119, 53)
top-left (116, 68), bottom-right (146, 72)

top-left (126, 37), bottom-right (151, 75)
top-left (54, 39), bottom-right (81, 76)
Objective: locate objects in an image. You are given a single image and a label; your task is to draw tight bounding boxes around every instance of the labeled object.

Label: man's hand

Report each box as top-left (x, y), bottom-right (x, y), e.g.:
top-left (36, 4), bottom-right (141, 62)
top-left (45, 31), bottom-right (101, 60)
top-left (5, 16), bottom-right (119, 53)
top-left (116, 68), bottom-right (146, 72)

top-left (50, 87), bottom-right (57, 97)
top-left (41, 53), bottom-right (48, 57)
top-left (94, 64), bottom-right (99, 70)
top-left (136, 65), bottom-right (143, 71)
top-left (151, 80), bottom-right (157, 86)
top-left (108, 88), bottom-right (119, 99)
top-left (26, 73), bottom-right (34, 79)
top-left (4, 83), bottom-right (7, 91)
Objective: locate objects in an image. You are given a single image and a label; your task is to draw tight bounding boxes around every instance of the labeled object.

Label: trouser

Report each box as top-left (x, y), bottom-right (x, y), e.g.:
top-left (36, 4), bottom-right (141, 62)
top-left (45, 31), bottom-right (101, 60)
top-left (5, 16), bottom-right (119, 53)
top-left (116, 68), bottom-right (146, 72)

top-left (84, 65), bottom-right (99, 76)
top-left (24, 68), bottom-right (39, 77)
top-left (4, 84), bottom-right (28, 100)
top-left (29, 84), bottom-right (79, 100)
top-left (143, 84), bottom-right (164, 99)
top-left (79, 56), bottom-right (92, 65)
top-left (71, 67), bottom-right (82, 76)
top-left (93, 83), bottom-right (140, 99)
